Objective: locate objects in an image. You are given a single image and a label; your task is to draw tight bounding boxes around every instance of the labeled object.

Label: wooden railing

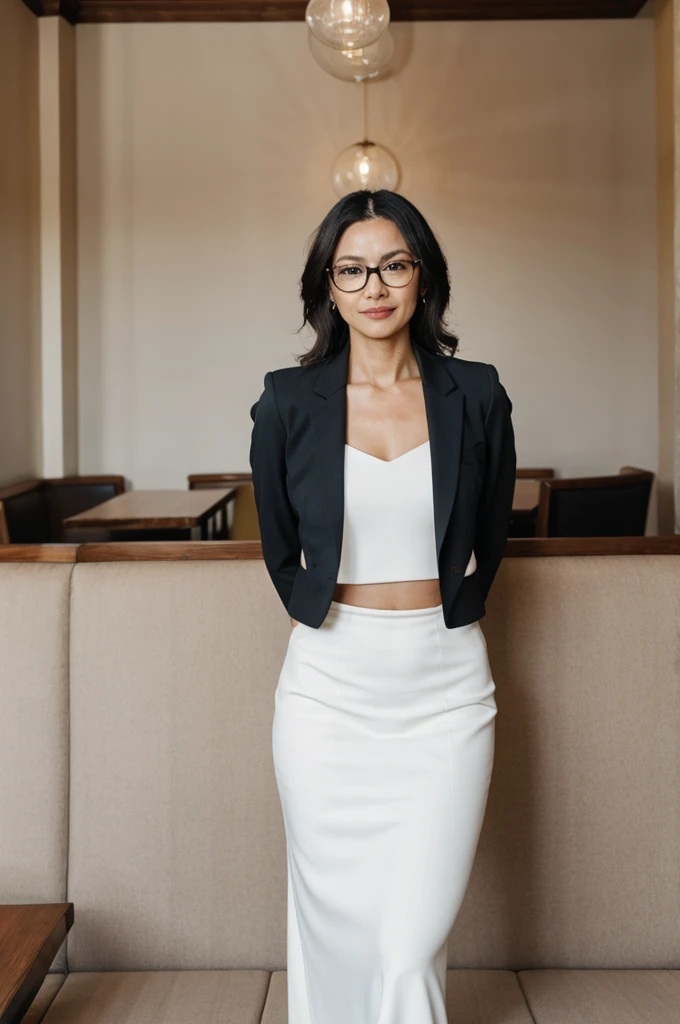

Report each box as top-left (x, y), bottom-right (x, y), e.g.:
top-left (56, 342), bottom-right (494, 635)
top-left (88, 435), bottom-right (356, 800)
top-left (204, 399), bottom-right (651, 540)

top-left (1, 536), bottom-right (680, 564)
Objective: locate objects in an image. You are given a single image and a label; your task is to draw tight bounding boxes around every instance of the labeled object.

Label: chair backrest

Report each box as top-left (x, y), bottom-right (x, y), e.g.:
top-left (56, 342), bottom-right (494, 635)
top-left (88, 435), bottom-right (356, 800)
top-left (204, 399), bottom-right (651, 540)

top-left (0, 501), bottom-right (9, 544)
top-left (230, 482), bottom-right (260, 540)
top-left (0, 481), bottom-right (49, 543)
top-left (188, 473), bottom-right (256, 540)
top-left (188, 473), bottom-right (252, 490)
top-left (535, 468), bottom-right (654, 537)
top-left (44, 476), bottom-right (125, 542)
top-left (0, 477), bottom-right (126, 543)
top-left (516, 468), bottom-right (555, 479)
top-left (510, 473), bottom-right (550, 538)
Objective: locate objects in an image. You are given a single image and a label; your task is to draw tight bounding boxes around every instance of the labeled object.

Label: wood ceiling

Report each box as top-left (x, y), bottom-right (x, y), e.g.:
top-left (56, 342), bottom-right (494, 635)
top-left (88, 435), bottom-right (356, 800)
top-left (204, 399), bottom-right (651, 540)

top-left (22, 0), bottom-right (648, 25)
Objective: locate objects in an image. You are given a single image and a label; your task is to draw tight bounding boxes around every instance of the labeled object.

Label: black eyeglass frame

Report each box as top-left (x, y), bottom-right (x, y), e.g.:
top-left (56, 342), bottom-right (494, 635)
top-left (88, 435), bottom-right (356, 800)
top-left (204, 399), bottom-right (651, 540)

top-left (325, 258), bottom-right (423, 293)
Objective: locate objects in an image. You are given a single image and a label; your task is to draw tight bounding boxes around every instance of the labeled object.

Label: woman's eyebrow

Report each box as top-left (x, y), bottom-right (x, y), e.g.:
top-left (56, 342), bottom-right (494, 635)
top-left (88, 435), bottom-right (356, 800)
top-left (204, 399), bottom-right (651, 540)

top-left (335, 249), bottom-right (411, 262)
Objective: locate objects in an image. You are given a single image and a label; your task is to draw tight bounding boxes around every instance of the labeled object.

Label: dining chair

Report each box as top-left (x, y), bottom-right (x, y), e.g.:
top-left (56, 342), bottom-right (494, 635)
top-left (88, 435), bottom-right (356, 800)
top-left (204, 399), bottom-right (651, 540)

top-left (508, 469), bottom-right (556, 537)
top-left (0, 476), bottom-right (126, 543)
top-left (534, 467), bottom-right (654, 537)
top-left (187, 473), bottom-right (259, 540)
top-left (0, 501), bottom-right (9, 545)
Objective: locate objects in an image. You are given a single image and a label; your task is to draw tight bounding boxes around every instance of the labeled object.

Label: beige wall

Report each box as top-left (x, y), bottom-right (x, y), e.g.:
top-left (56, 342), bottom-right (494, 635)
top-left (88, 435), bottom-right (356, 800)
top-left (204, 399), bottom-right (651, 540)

top-left (654, 0), bottom-right (677, 533)
top-left (76, 19), bottom-right (659, 516)
top-left (39, 15), bottom-right (78, 479)
top-left (0, 0), bottom-right (41, 486)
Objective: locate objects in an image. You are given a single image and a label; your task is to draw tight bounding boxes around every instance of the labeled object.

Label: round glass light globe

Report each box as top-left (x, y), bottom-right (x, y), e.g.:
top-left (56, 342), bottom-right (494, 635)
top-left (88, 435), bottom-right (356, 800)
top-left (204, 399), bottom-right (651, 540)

top-left (308, 28), bottom-right (394, 82)
top-left (331, 141), bottom-right (400, 197)
top-left (306, 0), bottom-right (390, 52)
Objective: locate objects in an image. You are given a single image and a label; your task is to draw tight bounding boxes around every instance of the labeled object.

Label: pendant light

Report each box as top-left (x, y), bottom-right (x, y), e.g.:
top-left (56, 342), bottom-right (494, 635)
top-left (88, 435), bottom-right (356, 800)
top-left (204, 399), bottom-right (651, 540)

top-left (306, 0), bottom-right (390, 52)
top-left (308, 27), bottom-right (394, 82)
top-left (330, 81), bottom-right (400, 196)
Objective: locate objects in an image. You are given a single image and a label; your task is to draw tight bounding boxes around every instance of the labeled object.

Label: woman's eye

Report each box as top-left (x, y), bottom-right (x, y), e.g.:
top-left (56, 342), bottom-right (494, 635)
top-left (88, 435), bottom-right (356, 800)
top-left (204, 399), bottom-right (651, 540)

top-left (338, 265), bottom-right (361, 276)
top-left (384, 261), bottom-right (407, 271)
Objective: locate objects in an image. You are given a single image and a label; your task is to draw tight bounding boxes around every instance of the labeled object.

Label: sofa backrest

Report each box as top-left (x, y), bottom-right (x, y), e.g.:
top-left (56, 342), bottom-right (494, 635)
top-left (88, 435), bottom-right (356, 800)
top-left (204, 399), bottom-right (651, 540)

top-left (0, 563), bottom-right (71, 973)
top-left (65, 558), bottom-right (287, 971)
top-left (1, 554), bottom-right (679, 972)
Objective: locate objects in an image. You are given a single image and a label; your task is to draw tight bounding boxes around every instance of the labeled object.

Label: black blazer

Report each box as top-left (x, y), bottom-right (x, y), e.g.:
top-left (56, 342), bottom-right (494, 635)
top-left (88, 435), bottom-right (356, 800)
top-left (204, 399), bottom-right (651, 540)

top-left (249, 338), bottom-right (516, 629)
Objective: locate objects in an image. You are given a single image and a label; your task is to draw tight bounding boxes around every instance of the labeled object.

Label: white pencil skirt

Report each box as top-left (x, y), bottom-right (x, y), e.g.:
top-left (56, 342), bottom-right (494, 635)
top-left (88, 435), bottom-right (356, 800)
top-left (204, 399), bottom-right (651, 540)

top-left (272, 599), bottom-right (497, 1024)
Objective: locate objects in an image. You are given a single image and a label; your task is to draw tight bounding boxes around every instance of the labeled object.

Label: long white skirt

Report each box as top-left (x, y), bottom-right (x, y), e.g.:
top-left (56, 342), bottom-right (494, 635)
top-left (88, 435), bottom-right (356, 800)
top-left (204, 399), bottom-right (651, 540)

top-left (272, 599), bottom-right (497, 1024)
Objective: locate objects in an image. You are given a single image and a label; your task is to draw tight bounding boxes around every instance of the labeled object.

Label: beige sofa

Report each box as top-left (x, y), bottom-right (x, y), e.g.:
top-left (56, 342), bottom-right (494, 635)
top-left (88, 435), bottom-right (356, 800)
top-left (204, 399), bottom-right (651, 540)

top-left (2, 548), bottom-right (680, 1023)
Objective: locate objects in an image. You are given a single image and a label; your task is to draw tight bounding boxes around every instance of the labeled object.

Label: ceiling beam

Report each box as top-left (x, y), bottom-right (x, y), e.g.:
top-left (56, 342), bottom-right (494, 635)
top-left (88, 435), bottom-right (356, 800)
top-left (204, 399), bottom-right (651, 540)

top-left (20, 0), bottom-right (647, 25)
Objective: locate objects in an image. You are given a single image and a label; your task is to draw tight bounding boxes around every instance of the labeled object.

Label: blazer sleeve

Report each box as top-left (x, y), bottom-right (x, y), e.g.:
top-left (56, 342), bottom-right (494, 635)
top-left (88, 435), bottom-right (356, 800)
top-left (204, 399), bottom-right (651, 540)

top-left (249, 371), bottom-right (301, 613)
top-left (475, 363), bottom-right (516, 602)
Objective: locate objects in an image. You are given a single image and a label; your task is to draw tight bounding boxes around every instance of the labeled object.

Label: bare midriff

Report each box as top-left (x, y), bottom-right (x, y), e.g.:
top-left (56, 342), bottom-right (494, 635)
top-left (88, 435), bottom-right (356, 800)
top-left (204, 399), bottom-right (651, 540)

top-left (332, 578), bottom-right (442, 610)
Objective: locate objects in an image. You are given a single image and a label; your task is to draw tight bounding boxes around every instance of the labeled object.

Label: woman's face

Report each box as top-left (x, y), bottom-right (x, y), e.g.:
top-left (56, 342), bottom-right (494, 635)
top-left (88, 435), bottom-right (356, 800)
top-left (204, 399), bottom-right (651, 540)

top-left (328, 217), bottom-right (423, 342)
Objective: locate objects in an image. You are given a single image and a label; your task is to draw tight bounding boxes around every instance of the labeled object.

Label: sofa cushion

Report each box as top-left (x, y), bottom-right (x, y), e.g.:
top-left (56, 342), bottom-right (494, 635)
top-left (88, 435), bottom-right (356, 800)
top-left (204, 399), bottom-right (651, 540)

top-left (518, 968), bottom-right (680, 1023)
top-left (260, 969), bottom-right (537, 1022)
top-left (38, 970), bottom-right (270, 1024)
top-left (24, 973), bottom-right (65, 1023)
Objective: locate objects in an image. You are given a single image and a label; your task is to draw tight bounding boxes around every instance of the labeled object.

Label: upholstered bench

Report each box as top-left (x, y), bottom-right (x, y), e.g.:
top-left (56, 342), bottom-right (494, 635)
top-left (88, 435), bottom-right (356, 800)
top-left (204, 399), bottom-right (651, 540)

top-left (2, 548), bottom-right (679, 1023)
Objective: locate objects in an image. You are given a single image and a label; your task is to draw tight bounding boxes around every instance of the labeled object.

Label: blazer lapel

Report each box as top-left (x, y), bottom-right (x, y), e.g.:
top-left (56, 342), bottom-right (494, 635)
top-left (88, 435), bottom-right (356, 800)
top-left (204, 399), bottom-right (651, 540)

top-left (309, 338), bottom-right (465, 567)
top-left (414, 342), bottom-right (465, 559)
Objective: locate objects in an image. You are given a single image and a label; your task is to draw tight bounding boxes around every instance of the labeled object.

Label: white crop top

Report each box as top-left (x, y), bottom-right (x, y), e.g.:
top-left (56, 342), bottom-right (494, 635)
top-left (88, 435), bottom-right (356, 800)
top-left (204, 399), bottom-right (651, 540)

top-left (325, 439), bottom-right (476, 585)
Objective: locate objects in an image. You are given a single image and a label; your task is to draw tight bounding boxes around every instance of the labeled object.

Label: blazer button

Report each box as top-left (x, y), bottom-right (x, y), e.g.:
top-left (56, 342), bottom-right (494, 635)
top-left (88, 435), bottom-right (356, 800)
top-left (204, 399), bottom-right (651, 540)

top-left (451, 565), bottom-right (463, 573)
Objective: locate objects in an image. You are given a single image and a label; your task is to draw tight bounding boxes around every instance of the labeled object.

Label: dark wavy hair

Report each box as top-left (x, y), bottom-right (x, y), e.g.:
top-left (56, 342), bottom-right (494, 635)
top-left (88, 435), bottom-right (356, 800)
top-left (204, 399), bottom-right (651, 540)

top-left (294, 190), bottom-right (460, 367)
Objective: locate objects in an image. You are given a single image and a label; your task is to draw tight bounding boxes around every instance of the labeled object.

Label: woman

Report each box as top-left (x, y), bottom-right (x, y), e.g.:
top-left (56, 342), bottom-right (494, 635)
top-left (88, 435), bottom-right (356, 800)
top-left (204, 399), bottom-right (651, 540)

top-left (249, 189), bottom-right (516, 1024)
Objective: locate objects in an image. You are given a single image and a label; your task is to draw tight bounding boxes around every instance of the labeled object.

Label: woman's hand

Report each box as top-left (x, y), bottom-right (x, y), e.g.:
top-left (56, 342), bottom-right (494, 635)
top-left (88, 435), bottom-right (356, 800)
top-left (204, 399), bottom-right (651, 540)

top-left (290, 617), bottom-right (299, 629)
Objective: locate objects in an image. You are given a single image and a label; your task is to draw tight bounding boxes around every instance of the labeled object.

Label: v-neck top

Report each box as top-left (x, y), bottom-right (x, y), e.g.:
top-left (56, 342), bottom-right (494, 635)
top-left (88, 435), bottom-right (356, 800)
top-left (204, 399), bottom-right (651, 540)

top-left (335, 440), bottom-right (441, 585)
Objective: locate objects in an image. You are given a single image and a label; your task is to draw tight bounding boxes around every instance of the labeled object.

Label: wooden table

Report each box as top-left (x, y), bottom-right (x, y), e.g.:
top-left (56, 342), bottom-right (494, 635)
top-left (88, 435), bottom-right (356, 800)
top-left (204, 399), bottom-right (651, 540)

top-left (63, 489), bottom-right (235, 540)
top-left (0, 903), bottom-right (73, 1024)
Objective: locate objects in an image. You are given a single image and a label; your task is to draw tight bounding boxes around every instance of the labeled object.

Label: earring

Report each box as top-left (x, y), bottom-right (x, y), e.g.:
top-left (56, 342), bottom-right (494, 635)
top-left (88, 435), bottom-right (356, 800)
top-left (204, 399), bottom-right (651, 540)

top-left (331, 299), bottom-right (336, 310)
top-left (421, 294), bottom-right (426, 303)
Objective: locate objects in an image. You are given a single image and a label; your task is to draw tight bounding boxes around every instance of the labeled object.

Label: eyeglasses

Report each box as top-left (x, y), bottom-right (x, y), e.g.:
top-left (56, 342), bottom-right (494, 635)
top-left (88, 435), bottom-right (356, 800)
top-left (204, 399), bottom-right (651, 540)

top-left (325, 258), bottom-right (422, 293)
